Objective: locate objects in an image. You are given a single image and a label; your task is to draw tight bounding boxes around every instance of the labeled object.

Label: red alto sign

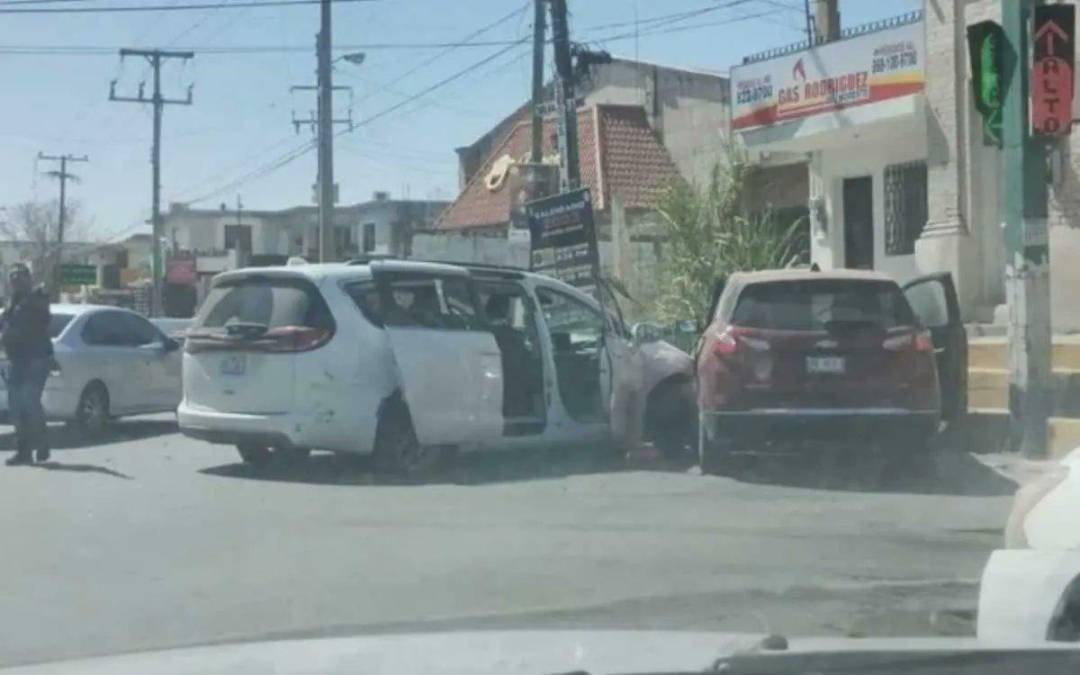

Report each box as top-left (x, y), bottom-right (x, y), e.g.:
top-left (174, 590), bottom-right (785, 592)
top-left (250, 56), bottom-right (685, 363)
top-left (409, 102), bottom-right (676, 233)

top-left (1031, 4), bottom-right (1075, 137)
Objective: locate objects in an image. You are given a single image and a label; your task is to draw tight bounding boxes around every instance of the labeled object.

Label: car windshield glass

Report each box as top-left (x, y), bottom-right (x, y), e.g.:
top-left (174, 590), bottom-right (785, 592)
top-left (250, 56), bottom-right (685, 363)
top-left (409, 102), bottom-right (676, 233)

top-left (731, 280), bottom-right (916, 331)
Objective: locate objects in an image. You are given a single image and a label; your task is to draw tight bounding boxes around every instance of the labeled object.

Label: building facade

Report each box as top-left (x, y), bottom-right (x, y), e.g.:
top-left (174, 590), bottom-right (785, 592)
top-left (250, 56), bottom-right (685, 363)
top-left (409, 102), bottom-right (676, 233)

top-left (164, 194), bottom-right (448, 266)
top-left (733, 4), bottom-right (1080, 330)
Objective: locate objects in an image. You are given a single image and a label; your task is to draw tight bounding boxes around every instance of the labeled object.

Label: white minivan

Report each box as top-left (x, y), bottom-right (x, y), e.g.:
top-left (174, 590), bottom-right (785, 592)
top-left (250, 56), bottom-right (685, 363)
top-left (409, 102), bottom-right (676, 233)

top-left (178, 260), bottom-right (696, 472)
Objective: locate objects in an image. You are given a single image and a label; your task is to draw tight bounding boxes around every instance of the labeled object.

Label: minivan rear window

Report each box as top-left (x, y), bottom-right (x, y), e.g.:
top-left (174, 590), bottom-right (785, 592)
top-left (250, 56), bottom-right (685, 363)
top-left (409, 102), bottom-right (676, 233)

top-left (195, 276), bottom-right (332, 331)
top-left (731, 280), bottom-right (916, 331)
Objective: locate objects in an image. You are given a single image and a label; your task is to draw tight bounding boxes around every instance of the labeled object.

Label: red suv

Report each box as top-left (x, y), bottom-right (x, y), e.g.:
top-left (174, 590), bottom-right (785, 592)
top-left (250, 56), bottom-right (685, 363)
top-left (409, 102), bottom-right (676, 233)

top-left (695, 269), bottom-right (966, 474)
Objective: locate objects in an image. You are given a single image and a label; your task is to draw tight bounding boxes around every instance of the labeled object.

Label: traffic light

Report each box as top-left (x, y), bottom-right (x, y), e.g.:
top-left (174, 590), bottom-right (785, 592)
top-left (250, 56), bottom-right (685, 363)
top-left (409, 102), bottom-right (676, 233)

top-left (967, 20), bottom-right (1006, 146)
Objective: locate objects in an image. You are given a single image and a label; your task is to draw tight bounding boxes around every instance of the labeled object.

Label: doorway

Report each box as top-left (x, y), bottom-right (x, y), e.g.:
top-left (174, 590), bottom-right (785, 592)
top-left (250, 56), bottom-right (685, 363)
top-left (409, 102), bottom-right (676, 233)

top-left (842, 176), bottom-right (874, 269)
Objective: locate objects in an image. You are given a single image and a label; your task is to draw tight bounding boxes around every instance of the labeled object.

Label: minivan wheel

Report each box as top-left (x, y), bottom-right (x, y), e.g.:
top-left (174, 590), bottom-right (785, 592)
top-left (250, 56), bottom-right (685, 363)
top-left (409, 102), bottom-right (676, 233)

top-left (236, 443), bottom-right (272, 468)
top-left (74, 382), bottom-right (110, 436)
top-left (374, 407), bottom-right (438, 477)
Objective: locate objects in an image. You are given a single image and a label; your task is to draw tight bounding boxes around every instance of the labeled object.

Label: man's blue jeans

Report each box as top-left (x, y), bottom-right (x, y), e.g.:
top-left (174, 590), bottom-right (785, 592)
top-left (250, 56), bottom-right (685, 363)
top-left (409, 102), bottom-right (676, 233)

top-left (8, 357), bottom-right (50, 454)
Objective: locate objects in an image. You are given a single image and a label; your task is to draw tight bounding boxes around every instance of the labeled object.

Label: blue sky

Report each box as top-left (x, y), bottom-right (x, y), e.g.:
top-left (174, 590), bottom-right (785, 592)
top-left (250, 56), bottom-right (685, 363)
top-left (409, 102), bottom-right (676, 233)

top-left (0, 0), bottom-right (920, 240)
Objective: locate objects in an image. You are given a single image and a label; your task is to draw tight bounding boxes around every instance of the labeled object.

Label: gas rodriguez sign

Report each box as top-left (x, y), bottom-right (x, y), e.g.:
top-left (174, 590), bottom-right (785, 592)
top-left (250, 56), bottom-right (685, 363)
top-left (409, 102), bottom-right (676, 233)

top-left (732, 19), bottom-right (924, 130)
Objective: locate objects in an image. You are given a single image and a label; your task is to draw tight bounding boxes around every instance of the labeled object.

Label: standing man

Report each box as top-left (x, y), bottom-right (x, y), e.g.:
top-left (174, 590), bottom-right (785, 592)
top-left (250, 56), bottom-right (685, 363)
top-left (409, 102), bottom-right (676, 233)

top-left (2, 263), bottom-right (53, 465)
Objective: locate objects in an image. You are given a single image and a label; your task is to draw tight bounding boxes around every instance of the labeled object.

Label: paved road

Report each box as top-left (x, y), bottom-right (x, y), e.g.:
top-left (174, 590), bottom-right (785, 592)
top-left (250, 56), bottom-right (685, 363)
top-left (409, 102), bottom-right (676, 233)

top-left (0, 416), bottom-right (1017, 667)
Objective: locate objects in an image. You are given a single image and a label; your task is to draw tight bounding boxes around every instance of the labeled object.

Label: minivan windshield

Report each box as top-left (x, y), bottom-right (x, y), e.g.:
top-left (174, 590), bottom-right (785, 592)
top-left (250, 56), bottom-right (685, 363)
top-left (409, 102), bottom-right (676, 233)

top-left (731, 280), bottom-right (917, 331)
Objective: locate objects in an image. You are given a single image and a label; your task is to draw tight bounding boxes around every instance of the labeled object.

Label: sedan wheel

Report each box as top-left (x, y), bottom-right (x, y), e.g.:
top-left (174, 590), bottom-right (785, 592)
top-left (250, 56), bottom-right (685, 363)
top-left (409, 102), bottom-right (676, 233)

top-left (75, 383), bottom-right (110, 436)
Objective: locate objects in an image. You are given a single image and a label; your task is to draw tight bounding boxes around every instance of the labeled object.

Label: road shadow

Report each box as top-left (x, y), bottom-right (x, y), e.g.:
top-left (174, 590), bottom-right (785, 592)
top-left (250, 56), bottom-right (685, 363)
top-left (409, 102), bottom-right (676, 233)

top-left (0, 418), bottom-right (176, 452)
top-left (717, 442), bottom-right (1018, 497)
top-left (28, 461), bottom-right (132, 480)
top-left (199, 445), bottom-right (696, 488)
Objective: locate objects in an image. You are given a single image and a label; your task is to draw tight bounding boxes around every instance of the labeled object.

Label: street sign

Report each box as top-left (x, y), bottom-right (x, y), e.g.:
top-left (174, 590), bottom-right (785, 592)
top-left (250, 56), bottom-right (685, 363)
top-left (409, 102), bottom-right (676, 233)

top-left (60, 264), bottom-right (97, 286)
top-left (526, 188), bottom-right (599, 295)
top-left (1031, 4), bottom-right (1075, 138)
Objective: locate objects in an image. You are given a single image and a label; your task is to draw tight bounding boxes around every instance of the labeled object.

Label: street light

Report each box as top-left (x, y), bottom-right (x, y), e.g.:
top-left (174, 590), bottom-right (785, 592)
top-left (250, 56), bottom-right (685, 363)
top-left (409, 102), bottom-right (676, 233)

top-left (335, 51), bottom-right (366, 66)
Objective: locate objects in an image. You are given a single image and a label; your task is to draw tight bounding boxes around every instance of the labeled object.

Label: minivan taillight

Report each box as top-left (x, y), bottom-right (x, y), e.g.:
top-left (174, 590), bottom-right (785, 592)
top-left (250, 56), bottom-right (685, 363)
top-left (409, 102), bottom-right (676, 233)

top-left (263, 326), bottom-right (333, 352)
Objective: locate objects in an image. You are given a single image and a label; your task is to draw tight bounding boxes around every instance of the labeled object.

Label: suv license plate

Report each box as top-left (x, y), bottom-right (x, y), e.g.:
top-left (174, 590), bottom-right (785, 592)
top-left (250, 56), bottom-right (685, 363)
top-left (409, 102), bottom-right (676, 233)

top-left (220, 354), bottom-right (247, 376)
top-left (807, 356), bottom-right (845, 374)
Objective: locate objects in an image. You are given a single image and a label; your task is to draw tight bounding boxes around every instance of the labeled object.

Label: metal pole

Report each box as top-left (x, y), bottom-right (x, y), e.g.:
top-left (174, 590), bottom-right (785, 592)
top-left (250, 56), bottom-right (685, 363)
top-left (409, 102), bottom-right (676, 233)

top-left (1002, 0), bottom-right (1052, 457)
top-left (530, 0), bottom-right (546, 165)
top-left (56, 155), bottom-right (66, 297)
top-left (803, 0), bottom-right (815, 45)
top-left (151, 53), bottom-right (164, 317)
top-left (317, 0), bottom-right (335, 263)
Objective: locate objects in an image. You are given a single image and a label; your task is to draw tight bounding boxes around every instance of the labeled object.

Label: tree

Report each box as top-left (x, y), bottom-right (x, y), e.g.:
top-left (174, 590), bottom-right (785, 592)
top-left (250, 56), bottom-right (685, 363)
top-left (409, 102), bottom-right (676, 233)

top-left (651, 149), bottom-right (806, 327)
top-left (0, 199), bottom-right (87, 288)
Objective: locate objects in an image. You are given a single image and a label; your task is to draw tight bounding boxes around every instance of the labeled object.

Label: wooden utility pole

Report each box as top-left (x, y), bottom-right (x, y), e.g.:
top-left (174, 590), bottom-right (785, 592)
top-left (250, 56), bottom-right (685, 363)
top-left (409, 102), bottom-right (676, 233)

top-left (1001, 0), bottom-right (1052, 457)
top-left (37, 152), bottom-right (88, 297)
top-left (530, 0), bottom-right (547, 164)
top-left (317, 0), bottom-right (335, 262)
top-left (110, 48), bottom-right (193, 316)
top-left (549, 0), bottom-right (580, 191)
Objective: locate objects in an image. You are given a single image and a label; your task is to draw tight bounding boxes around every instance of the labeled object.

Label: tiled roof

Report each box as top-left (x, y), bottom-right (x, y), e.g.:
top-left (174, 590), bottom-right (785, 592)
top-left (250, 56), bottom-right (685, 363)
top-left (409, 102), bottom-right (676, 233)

top-left (437, 105), bottom-right (682, 231)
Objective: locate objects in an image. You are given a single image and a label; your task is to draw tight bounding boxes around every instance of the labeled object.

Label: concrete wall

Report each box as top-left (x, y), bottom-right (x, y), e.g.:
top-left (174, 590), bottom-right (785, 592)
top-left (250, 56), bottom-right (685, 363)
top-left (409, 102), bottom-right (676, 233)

top-left (585, 59), bottom-right (729, 186)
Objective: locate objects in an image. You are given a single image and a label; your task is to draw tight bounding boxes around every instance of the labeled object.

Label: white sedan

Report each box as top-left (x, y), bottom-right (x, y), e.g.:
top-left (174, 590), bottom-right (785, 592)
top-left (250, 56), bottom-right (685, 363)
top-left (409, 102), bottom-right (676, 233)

top-left (978, 447), bottom-right (1080, 643)
top-left (0, 304), bottom-right (182, 432)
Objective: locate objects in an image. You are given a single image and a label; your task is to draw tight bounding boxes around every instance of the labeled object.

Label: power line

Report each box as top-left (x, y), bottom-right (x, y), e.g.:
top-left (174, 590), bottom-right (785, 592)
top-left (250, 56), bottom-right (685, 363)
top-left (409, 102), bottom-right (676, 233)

top-left (355, 2), bottom-right (529, 103)
top-left (182, 39), bottom-right (528, 205)
top-left (0, 0), bottom-right (373, 13)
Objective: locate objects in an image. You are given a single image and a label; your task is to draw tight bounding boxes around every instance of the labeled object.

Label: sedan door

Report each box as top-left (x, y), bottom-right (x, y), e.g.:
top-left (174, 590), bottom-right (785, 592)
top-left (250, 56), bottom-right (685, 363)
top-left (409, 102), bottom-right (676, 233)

top-left (78, 311), bottom-right (147, 414)
top-left (903, 272), bottom-right (967, 423)
top-left (118, 312), bottom-right (182, 411)
top-left (372, 265), bottom-right (503, 445)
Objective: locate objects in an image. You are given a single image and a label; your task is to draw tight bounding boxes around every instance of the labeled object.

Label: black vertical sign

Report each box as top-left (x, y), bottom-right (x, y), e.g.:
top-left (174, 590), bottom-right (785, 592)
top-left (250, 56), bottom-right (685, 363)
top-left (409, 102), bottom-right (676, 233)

top-left (526, 188), bottom-right (600, 294)
top-left (1031, 4), bottom-right (1075, 137)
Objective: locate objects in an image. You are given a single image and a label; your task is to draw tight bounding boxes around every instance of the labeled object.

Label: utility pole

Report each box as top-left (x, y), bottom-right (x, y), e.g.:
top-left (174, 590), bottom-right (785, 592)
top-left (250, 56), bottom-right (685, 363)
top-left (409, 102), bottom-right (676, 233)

top-left (530, 0), bottom-right (547, 164)
top-left (317, 0), bottom-right (335, 262)
top-left (37, 152), bottom-right (88, 298)
top-left (109, 48), bottom-right (193, 317)
top-left (802, 0), bottom-right (815, 46)
top-left (1001, 0), bottom-right (1052, 457)
top-left (549, 0), bottom-right (580, 192)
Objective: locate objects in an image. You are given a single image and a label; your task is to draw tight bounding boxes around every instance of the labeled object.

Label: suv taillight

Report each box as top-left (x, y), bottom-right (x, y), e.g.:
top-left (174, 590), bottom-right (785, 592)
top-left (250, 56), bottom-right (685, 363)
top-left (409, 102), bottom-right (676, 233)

top-left (883, 330), bottom-right (934, 353)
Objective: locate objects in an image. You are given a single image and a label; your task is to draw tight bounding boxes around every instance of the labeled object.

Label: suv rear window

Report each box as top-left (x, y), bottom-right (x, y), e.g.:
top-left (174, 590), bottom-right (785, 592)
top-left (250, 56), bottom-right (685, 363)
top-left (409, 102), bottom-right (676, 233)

top-left (195, 276), bottom-right (333, 331)
top-left (731, 280), bottom-right (916, 331)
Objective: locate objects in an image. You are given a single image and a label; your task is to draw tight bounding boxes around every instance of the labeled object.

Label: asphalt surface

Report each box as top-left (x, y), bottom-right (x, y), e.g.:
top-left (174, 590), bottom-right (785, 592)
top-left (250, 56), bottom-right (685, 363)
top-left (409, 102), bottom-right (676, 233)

top-left (0, 415), bottom-right (1018, 667)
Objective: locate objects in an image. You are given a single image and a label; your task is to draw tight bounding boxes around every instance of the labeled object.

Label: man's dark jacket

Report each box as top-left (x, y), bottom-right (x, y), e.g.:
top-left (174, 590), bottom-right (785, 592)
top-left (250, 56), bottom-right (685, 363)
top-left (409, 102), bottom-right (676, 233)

top-left (1, 287), bottom-right (53, 362)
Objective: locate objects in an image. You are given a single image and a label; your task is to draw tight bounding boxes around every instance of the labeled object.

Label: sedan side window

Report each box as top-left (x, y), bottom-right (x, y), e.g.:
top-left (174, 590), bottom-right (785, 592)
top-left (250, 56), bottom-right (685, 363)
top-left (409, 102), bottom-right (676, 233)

top-left (82, 312), bottom-right (134, 347)
top-left (119, 314), bottom-right (162, 346)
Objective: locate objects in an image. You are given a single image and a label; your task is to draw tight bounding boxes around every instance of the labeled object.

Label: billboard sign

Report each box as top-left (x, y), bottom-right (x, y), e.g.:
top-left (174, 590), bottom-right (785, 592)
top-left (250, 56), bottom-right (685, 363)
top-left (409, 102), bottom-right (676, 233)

top-left (731, 19), bottom-right (925, 130)
top-left (526, 188), bottom-right (599, 294)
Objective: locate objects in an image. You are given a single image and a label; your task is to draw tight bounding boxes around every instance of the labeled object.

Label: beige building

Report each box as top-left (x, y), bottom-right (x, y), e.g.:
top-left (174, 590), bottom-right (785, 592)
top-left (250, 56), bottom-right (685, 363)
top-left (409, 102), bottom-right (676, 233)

top-left (732, 4), bottom-right (1080, 330)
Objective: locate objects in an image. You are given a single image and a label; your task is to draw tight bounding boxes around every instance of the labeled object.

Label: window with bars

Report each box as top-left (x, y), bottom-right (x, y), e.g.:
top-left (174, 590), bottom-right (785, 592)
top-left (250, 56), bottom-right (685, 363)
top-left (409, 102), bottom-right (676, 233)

top-left (884, 161), bottom-right (928, 256)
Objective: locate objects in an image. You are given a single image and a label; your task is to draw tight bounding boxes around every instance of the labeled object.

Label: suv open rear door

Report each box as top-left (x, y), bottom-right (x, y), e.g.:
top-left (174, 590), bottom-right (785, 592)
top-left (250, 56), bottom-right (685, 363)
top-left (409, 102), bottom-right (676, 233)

top-left (903, 272), bottom-right (968, 423)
